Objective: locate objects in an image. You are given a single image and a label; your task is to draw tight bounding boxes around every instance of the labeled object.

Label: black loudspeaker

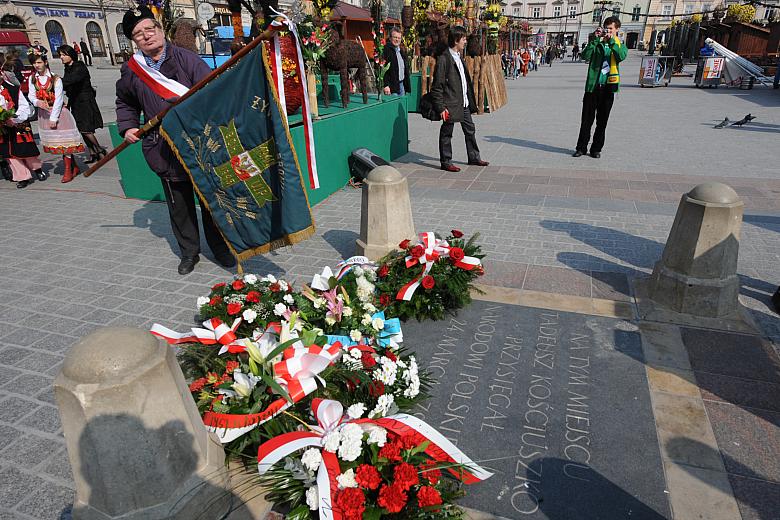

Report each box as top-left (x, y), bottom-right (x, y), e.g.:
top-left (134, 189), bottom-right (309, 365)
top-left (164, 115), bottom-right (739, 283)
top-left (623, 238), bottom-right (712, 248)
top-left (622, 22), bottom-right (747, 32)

top-left (348, 148), bottom-right (390, 181)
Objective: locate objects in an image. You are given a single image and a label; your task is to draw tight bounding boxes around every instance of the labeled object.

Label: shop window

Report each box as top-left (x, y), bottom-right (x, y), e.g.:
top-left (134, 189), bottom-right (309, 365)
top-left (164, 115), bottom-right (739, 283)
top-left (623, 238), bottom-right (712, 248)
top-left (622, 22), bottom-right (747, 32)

top-left (86, 21), bottom-right (106, 57)
top-left (0, 15), bottom-right (25, 30)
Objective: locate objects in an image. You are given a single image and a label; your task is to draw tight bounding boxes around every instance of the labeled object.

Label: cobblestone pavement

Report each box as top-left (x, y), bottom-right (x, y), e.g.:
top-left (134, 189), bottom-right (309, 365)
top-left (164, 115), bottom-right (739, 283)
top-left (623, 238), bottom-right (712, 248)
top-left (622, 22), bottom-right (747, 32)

top-left (1, 52), bottom-right (779, 519)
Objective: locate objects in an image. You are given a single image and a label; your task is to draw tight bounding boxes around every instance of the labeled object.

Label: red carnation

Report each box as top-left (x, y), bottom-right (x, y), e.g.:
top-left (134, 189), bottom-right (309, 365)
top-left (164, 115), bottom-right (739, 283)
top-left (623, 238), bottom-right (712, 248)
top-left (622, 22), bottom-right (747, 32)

top-left (269, 282), bottom-right (281, 292)
top-left (368, 380), bottom-right (385, 397)
top-left (417, 486), bottom-right (443, 508)
top-left (245, 290), bottom-right (261, 303)
top-left (393, 462), bottom-right (419, 491)
top-left (378, 483), bottom-right (408, 513)
top-left (420, 461), bottom-right (442, 485)
top-left (355, 464), bottom-right (382, 490)
top-left (232, 279), bottom-right (245, 290)
top-left (335, 487), bottom-right (366, 520)
top-left (421, 275), bottom-right (435, 290)
top-left (449, 247), bottom-right (465, 262)
top-left (225, 360), bottom-right (239, 374)
top-left (188, 377), bottom-right (207, 392)
top-left (361, 351), bottom-right (377, 368)
top-left (379, 294), bottom-right (391, 306)
top-left (227, 302), bottom-right (242, 315)
top-left (399, 239), bottom-right (411, 249)
top-left (209, 296), bottom-right (222, 306)
top-left (378, 264), bottom-right (389, 278)
top-left (411, 245), bottom-right (425, 259)
top-left (212, 282), bottom-right (226, 291)
top-left (451, 229), bottom-right (464, 238)
top-left (378, 441), bottom-right (402, 462)
top-left (399, 433), bottom-right (418, 450)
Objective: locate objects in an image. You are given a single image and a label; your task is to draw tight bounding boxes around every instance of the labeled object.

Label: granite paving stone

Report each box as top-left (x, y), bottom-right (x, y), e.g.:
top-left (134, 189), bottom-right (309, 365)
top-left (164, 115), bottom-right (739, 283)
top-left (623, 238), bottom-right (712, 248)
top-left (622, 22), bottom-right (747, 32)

top-left (728, 474), bottom-right (780, 520)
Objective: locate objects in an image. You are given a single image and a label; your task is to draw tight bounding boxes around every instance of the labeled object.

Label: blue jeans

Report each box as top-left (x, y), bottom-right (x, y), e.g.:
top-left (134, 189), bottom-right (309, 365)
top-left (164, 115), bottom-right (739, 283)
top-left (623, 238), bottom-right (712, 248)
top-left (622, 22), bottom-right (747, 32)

top-left (395, 84), bottom-right (406, 96)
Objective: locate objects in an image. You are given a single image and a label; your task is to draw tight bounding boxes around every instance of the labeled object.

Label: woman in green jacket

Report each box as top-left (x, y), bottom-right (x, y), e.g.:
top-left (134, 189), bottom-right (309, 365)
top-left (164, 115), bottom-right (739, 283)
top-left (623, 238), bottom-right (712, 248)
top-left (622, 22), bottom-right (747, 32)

top-left (573, 16), bottom-right (628, 158)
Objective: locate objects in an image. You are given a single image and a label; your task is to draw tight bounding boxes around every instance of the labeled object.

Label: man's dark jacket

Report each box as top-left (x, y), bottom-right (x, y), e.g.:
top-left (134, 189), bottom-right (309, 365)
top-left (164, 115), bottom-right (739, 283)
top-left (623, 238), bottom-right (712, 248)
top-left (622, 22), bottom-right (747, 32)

top-left (115, 44), bottom-right (210, 181)
top-left (382, 44), bottom-right (411, 95)
top-left (429, 49), bottom-right (477, 123)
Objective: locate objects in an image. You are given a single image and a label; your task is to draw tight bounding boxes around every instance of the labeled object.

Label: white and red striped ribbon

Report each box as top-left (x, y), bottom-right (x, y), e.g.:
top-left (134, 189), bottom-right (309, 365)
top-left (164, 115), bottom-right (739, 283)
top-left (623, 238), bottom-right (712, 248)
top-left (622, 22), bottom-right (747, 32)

top-left (127, 52), bottom-right (189, 101)
top-left (396, 232), bottom-right (482, 301)
top-left (150, 317), bottom-right (248, 354)
top-left (269, 10), bottom-right (319, 189)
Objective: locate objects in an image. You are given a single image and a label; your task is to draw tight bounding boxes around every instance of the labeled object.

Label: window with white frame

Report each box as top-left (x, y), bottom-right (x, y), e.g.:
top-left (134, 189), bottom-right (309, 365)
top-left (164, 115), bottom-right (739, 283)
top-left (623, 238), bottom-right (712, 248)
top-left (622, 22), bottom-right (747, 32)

top-left (569, 5), bottom-right (577, 18)
top-left (532, 6), bottom-right (541, 17)
top-left (554, 5), bottom-right (561, 16)
top-left (632, 5), bottom-right (641, 20)
top-left (661, 4), bottom-right (672, 18)
top-left (592, 7), bottom-right (601, 21)
top-left (763, 2), bottom-right (777, 20)
top-left (514, 6), bottom-right (520, 14)
top-left (683, 4), bottom-right (694, 14)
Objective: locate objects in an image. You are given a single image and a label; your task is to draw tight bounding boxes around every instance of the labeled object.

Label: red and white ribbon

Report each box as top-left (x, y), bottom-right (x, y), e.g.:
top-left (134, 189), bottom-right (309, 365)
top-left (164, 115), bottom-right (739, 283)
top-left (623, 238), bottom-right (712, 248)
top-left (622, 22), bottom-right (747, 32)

top-left (269, 10), bottom-right (319, 190)
top-left (396, 232), bottom-right (481, 301)
top-left (150, 317), bottom-right (249, 354)
top-left (275, 341), bottom-right (341, 399)
top-left (127, 51), bottom-right (189, 101)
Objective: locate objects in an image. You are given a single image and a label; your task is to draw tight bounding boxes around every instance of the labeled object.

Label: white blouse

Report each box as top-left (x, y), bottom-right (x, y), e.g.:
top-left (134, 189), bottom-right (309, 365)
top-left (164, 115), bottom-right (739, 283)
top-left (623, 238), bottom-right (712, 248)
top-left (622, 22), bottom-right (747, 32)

top-left (27, 70), bottom-right (64, 123)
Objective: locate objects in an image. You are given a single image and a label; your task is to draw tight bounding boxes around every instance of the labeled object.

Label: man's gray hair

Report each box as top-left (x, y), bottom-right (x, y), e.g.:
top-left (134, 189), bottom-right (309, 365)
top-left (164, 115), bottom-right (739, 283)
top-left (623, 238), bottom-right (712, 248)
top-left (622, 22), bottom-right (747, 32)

top-left (389, 26), bottom-right (403, 37)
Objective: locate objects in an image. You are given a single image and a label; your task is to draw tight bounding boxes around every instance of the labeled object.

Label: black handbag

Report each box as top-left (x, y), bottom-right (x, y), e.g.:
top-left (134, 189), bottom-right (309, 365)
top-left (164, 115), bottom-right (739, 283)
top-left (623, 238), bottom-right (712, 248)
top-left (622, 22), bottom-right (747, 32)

top-left (419, 92), bottom-right (440, 121)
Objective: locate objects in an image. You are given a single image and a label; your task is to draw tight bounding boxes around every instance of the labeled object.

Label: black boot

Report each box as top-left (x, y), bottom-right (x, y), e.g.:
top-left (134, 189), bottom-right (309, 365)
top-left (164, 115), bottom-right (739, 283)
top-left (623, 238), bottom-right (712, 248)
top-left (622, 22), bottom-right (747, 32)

top-left (178, 255), bottom-right (200, 275)
top-left (34, 168), bottom-right (47, 181)
top-left (16, 179), bottom-right (33, 189)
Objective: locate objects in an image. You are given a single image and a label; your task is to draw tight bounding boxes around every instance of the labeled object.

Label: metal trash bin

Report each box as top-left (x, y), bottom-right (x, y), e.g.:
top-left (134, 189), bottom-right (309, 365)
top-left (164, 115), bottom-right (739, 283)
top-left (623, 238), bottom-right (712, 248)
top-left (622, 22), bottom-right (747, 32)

top-left (694, 56), bottom-right (724, 88)
top-left (639, 56), bottom-right (674, 87)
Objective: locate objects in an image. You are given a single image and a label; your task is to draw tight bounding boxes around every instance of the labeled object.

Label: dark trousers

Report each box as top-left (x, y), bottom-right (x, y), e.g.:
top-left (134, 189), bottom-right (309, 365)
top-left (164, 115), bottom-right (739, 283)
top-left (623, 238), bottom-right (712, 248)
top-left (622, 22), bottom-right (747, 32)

top-left (83, 54), bottom-right (92, 66)
top-left (439, 109), bottom-right (481, 165)
top-left (161, 179), bottom-right (230, 259)
top-left (576, 87), bottom-right (615, 154)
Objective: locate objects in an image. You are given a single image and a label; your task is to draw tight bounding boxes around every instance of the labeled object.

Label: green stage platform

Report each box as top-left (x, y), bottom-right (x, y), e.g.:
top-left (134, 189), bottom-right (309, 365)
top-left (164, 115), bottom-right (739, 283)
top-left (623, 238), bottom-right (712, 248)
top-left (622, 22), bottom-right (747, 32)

top-left (108, 92), bottom-right (409, 206)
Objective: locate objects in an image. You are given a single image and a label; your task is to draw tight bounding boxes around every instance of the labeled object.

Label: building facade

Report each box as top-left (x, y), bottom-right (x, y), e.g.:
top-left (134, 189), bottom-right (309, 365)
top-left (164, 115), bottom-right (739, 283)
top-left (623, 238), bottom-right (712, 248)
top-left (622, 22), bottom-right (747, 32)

top-left (579, 0), bottom-right (651, 48)
top-left (503, 0), bottom-right (585, 46)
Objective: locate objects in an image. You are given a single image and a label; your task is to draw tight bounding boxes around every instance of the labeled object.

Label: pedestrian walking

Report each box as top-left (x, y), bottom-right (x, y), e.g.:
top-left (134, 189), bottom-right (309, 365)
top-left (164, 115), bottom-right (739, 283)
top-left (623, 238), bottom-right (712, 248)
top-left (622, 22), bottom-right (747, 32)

top-left (0, 54), bottom-right (43, 189)
top-left (534, 49), bottom-right (541, 70)
top-left (572, 43), bottom-right (579, 62)
top-left (546, 46), bottom-right (554, 66)
top-left (521, 48), bottom-right (530, 76)
top-left (27, 50), bottom-right (85, 182)
top-left (573, 17), bottom-right (627, 159)
top-left (80, 38), bottom-right (92, 66)
top-left (58, 45), bottom-right (107, 179)
top-left (116, 6), bottom-right (236, 275)
top-left (430, 26), bottom-right (488, 173)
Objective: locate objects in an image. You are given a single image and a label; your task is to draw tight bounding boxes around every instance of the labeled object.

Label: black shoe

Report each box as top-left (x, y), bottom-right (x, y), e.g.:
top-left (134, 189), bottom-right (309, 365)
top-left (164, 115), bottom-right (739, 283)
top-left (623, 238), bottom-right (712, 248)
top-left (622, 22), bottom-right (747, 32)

top-left (178, 255), bottom-right (200, 275)
top-left (34, 169), bottom-right (47, 181)
top-left (215, 252), bottom-right (237, 268)
top-left (590, 152), bottom-right (601, 159)
top-left (16, 179), bottom-right (32, 189)
top-left (84, 154), bottom-right (99, 164)
top-left (772, 287), bottom-right (780, 314)
top-left (572, 150), bottom-right (583, 157)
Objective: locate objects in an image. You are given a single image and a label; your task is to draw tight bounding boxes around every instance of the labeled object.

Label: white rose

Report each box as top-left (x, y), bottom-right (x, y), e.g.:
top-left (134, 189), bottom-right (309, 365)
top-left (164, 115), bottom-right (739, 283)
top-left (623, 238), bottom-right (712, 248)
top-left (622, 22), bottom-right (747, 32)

top-left (364, 303), bottom-right (377, 314)
top-left (279, 280), bottom-right (289, 291)
top-left (243, 274), bottom-right (258, 284)
top-left (336, 468), bottom-right (358, 489)
top-left (347, 403), bottom-right (366, 419)
top-left (349, 329), bottom-right (362, 342)
top-left (242, 309), bottom-right (258, 323)
top-left (306, 486), bottom-right (319, 510)
top-left (301, 447), bottom-right (322, 472)
top-left (264, 274), bottom-right (277, 284)
top-left (342, 306), bottom-right (353, 317)
top-left (196, 296), bottom-right (209, 308)
top-left (372, 317), bottom-right (385, 331)
top-left (273, 303), bottom-right (288, 316)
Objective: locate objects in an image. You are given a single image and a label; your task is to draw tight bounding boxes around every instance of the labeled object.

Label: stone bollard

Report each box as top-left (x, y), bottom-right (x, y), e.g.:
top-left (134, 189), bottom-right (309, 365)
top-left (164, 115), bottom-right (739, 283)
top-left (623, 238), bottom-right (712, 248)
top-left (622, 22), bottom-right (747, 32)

top-left (355, 165), bottom-right (416, 260)
top-left (646, 182), bottom-right (743, 319)
top-left (55, 328), bottom-right (232, 520)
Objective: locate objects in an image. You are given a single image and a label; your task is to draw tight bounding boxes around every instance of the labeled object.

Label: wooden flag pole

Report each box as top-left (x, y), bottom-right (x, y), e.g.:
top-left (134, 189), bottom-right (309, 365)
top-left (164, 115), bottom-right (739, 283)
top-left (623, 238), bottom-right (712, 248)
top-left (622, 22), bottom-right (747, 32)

top-left (84, 28), bottom-right (277, 178)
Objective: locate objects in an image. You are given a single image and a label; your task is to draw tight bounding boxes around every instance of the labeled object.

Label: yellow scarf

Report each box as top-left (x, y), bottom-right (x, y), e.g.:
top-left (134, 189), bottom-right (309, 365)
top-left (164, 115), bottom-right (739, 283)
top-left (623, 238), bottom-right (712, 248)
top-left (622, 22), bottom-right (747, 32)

top-left (607, 37), bottom-right (622, 84)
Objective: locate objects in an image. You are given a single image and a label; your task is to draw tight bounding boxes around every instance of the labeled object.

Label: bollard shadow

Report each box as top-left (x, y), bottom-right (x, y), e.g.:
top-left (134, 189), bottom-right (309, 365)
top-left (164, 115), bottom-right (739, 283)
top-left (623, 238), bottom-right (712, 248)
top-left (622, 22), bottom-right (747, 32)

top-left (62, 414), bottom-right (252, 520)
top-left (322, 229), bottom-right (360, 260)
top-left (666, 437), bottom-right (780, 520)
top-left (515, 457), bottom-right (669, 519)
top-left (483, 135), bottom-right (573, 155)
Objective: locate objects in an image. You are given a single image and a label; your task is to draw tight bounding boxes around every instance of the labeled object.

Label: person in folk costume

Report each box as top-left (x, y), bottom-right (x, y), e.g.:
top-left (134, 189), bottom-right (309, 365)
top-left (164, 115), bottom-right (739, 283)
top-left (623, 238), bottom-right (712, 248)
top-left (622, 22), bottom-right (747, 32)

top-left (57, 45), bottom-right (107, 179)
top-left (115, 6), bottom-right (236, 275)
top-left (0, 54), bottom-right (44, 189)
top-left (27, 49), bottom-right (86, 182)
top-left (520, 48), bottom-right (530, 77)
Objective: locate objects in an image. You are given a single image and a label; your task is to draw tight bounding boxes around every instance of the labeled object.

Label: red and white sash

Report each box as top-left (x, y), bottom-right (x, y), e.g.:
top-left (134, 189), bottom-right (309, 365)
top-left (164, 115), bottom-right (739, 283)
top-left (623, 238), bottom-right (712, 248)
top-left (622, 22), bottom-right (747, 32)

top-left (127, 51), bottom-right (189, 101)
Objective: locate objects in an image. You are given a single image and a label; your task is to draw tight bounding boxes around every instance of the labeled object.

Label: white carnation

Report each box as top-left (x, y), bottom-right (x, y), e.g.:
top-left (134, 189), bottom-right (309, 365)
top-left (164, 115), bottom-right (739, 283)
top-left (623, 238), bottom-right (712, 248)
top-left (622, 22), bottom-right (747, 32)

top-left (353, 266), bottom-right (364, 277)
top-left (196, 296), bottom-right (210, 308)
top-left (278, 280), bottom-right (289, 292)
top-left (264, 274), bottom-right (277, 284)
top-left (365, 269), bottom-right (376, 282)
top-left (283, 294), bottom-right (294, 304)
top-left (243, 274), bottom-right (258, 284)
top-left (342, 306), bottom-right (353, 317)
top-left (306, 486), bottom-right (319, 510)
top-left (301, 447), bottom-right (322, 472)
top-left (273, 303), bottom-right (288, 316)
top-left (369, 394), bottom-right (395, 418)
top-left (349, 348), bottom-right (362, 360)
top-left (242, 309), bottom-right (258, 323)
top-left (347, 403), bottom-right (366, 419)
top-left (336, 468), bottom-right (358, 489)
top-left (349, 329), bottom-right (362, 342)
top-left (322, 431), bottom-right (341, 453)
top-left (366, 425), bottom-right (388, 446)
top-left (374, 356), bottom-right (397, 386)
top-left (361, 314), bottom-right (373, 326)
top-left (363, 303), bottom-right (377, 314)
top-left (372, 317), bottom-right (385, 331)
top-left (337, 423), bottom-right (364, 462)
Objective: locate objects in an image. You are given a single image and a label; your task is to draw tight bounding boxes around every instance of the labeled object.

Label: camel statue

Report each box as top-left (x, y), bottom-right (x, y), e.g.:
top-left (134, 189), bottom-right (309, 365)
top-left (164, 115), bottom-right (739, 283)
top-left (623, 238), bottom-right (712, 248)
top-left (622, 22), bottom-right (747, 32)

top-left (320, 22), bottom-right (368, 109)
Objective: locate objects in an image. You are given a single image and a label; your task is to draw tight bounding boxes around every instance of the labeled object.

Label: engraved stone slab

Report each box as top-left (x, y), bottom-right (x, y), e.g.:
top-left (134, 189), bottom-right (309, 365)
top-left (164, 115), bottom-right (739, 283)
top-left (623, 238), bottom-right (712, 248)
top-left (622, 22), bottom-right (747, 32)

top-left (402, 301), bottom-right (670, 519)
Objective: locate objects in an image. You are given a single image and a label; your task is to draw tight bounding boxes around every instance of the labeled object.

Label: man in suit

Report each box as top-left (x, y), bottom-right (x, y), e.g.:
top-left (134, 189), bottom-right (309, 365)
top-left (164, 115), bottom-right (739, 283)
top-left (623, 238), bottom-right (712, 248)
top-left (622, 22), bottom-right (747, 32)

top-left (382, 27), bottom-right (410, 96)
top-left (80, 37), bottom-right (92, 66)
top-left (430, 26), bottom-right (488, 173)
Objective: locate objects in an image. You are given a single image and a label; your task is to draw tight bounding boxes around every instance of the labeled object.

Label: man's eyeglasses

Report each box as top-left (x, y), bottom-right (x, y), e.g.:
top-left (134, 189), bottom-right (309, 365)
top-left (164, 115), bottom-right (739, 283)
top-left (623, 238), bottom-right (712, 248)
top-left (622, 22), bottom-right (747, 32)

top-left (131, 26), bottom-right (159, 40)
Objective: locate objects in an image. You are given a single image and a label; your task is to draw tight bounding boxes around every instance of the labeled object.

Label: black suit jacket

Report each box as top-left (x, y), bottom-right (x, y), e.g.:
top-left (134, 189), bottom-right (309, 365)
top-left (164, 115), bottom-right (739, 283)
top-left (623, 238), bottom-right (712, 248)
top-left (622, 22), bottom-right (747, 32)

top-left (430, 49), bottom-right (477, 122)
top-left (382, 44), bottom-right (411, 94)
